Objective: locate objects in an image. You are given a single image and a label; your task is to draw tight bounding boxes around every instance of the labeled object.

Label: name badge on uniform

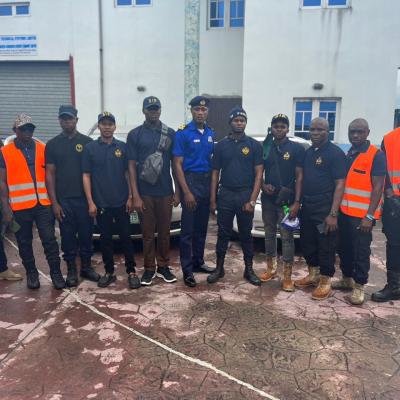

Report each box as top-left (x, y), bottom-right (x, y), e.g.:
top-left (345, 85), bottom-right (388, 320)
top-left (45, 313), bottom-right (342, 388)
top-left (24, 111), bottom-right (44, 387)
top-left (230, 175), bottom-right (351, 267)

top-left (283, 152), bottom-right (290, 160)
top-left (208, 136), bottom-right (213, 143)
top-left (193, 139), bottom-right (200, 143)
top-left (315, 156), bottom-right (322, 165)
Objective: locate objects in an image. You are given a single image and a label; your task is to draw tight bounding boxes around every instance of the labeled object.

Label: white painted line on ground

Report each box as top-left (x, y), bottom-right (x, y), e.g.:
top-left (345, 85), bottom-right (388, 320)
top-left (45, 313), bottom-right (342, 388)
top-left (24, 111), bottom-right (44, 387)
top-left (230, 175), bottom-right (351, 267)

top-left (4, 236), bottom-right (280, 400)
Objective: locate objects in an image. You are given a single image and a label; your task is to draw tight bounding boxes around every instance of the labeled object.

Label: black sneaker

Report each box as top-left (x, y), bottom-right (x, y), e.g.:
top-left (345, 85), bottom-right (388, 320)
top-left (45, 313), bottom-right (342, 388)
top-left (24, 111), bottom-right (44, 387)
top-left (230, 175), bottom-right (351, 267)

top-left (98, 273), bottom-right (116, 288)
top-left (128, 272), bottom-right (141, 289)
top-left (183, 273), bottom-right (197, 288)
top-left (156, 266), bottom-right (177, 283)
top-left (141, 270), bottom-right (155, 286)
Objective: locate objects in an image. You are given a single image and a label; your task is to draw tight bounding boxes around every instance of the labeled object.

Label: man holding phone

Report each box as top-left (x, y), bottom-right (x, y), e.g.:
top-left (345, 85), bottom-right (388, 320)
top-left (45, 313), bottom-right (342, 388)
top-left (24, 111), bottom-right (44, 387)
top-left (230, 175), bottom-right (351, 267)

top-left (294, 118), bottom-right (346, 300)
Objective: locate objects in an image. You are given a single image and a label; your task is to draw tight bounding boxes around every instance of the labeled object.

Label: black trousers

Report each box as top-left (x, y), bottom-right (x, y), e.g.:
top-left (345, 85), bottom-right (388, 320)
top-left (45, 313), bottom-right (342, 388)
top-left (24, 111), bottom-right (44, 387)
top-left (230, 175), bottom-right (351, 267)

top-left (300, 200), bottom-right (337, 277)
top-left (0, 212), bottom-right (8, 273)
top-left (13, 204), bottom-right (60, 273)
top-left (382, 199), bottom-right (400, 273)
top-left (59, 197), bottom-right (93, 263)
top-left (338, 213), bottom-right (372, 285)
top-left (216, 187), bottom-right (254, 260)
top-left (96, 206), bottom-right (135, 274)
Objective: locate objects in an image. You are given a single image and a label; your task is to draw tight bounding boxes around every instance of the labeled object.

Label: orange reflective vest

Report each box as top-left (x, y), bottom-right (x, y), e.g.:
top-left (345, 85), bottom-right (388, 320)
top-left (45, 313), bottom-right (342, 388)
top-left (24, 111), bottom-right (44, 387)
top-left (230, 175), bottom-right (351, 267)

top-left (1, 140), bottom-right (51, 211)
top-left (340, 144), bottom-right (382, 219)
top-left (383, 127), bottom-right (400, 196)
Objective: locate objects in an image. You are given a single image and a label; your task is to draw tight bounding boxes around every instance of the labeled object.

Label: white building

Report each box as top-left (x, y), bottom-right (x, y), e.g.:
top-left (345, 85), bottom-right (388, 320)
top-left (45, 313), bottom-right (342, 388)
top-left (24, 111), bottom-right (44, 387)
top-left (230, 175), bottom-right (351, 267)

top-left (0, 0), bottom-right (398, 144)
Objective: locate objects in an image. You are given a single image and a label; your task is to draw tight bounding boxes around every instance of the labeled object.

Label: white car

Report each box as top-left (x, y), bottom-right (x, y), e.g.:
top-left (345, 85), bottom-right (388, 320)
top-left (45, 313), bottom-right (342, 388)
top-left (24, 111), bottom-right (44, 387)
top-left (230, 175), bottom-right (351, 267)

top-left (88, 130), bottom-right (182, 240)
top-left (233, 135), bottom-right (311, 239)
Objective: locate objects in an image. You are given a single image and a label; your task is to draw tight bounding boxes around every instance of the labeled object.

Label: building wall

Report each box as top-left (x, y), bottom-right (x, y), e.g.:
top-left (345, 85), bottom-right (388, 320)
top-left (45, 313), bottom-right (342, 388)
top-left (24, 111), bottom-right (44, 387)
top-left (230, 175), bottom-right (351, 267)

top-left (198, 0), bottom-right (244, 97)
top-left (242, 0), bottom-right (400, 143)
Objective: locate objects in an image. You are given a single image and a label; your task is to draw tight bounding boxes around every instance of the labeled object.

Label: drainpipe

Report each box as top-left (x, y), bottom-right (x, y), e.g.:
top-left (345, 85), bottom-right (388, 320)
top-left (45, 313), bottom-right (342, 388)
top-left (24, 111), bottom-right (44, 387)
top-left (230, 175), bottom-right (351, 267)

top-left (98, 0), bottom-right (104, 112)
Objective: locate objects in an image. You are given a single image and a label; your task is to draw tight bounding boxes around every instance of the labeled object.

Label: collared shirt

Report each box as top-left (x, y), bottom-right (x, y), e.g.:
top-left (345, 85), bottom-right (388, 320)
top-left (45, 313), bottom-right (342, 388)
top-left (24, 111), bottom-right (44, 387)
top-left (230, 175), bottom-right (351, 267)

top-left (82, 137), bottom-right (129, 208)
top-left (212, 133), bottom-right (263, 190)
top-left (264, 138), bottom-right (305, 190)
top-left (45, 131), bottom-right (93, 200)
top-left (0, 138), bottom-right (36, 181)
top-left (303, 140), bottom-right (347, 197)
top-left (346, 140), bottom-right (386, 177)
top-left (127, 121), bottom-right (175, 197)
top-left (172, 120), bottom-right (214, 173)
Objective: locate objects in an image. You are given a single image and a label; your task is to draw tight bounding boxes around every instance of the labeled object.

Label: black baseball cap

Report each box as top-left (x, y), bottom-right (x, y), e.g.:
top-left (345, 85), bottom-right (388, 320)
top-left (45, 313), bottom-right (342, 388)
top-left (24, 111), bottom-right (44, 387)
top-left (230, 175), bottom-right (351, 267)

top-left (271, 114), bottom-right (289, 126)
top-left (98, 111), bottom-right (116, 123)
top-left (143, 96), bottom-right (161, 109)
top-left (59, 105), bottom-right (78, 118)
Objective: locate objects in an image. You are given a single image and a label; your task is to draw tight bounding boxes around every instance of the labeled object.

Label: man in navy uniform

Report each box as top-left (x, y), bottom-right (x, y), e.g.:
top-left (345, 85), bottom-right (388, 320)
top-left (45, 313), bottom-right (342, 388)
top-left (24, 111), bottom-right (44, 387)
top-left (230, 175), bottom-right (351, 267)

top-left (208, 107), bottom-right (263, 286)
top-left (173, 96), bottom-right (215, 287)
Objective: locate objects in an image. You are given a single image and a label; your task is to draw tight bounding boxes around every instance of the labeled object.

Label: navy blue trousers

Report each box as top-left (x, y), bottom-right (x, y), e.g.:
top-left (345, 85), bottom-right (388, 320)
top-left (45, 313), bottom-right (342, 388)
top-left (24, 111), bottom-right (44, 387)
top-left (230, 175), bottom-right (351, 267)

top-left (59, 197), bottom-right (93, 262)
top-left (180, 172), bottom-right (210, 276)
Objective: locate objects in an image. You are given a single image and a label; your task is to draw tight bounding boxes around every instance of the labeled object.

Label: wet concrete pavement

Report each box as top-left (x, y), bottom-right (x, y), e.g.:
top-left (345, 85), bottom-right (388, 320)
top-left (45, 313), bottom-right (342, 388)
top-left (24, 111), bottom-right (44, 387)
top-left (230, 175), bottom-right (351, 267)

top-left (1, 219), bottom-right (399, 400)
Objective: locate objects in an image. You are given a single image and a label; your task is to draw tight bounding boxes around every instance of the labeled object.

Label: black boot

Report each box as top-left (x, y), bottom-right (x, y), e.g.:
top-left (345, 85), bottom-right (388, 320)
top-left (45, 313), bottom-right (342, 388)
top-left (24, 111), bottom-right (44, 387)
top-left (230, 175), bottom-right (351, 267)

top-left (26, 269), bottom-right (40, 289)
top-left (50, 264), bottom-right (66, 290)
top-left (243, 259), bottom-right (261, 286)
top-left (371, 271), bottom-right (400, 302)
top-left (80, 258), bottom-right (100, 282)
top-left (207, 255), bottom-right (225, 284)
top-left (66, 260), bottom-right (78, 288)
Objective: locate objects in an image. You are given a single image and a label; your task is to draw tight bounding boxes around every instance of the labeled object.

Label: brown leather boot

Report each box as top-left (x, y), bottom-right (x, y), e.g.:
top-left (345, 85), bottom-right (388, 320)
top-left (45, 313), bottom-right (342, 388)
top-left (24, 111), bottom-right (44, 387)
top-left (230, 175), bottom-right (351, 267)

top-left (311, 275), bottom-right (332, 300)
top-left (282, 262), bottom-right (294, 292)
top-left (294, 266), bottom-right (320, 288)
top-left (260, 256), bottom-right (277, 282)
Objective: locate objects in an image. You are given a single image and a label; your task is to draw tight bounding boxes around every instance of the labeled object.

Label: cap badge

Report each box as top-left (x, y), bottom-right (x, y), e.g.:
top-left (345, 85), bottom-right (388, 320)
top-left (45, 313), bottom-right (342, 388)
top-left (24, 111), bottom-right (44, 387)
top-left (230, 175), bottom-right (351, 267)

top-left (242, 146), bottom-right (250, 156)
top-left (200, 100), bottom-right (206, 106)
top-left (115, 149), bottom-right (122, 158)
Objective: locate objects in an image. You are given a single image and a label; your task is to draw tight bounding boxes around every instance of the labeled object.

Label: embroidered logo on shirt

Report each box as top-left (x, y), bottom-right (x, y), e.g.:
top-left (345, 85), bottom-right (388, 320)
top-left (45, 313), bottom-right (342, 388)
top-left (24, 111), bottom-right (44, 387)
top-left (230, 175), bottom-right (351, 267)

top-left (315, 156), bottom-right (322, 165)
top-left (75, 144), bottom-right (83, 152)
top-left (242, 147), bottom-right (250, 156)
top-left (208, 136), bottom-right (213, 143)
top-left (115, 149), bottom-right (122, 158)
top-left (283, 152), bottom-right (290, 160)
top-left (193, 139), bottom-right (200, 143)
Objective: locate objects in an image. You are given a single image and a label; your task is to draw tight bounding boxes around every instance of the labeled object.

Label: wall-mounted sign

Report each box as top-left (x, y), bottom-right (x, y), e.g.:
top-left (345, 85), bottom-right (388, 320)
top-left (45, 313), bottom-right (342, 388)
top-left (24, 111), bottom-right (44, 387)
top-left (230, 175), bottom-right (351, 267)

top-left (0, 35), bottom-right (37, 56)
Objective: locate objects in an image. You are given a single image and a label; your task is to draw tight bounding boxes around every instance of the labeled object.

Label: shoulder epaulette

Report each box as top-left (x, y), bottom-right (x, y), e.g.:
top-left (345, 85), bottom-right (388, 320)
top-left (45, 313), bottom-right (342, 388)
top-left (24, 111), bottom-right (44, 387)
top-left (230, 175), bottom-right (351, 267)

top-left (177, 124), bottom-right (186, 131)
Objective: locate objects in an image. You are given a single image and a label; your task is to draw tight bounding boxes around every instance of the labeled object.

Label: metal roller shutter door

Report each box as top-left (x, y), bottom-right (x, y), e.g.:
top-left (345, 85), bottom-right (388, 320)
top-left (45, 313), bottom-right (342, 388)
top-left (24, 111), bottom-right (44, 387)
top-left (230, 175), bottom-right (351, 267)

top-left (0, 61), bottom-right (71, 142)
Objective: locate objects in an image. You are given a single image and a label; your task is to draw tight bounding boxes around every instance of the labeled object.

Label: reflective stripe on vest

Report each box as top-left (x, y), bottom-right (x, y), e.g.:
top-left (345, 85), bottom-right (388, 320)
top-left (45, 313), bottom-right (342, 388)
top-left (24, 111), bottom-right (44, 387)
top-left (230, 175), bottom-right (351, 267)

top-left (384, 128), bottom-right (400, 196)
top-left (340, 144), bottom-right (382, 219)
top-left (1, 140), bottom-right (51, 211)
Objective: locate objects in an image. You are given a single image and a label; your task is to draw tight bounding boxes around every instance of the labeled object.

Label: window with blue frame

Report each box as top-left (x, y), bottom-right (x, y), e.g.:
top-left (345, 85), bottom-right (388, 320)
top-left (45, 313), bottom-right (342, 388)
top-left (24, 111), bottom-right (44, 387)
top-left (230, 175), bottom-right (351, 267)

top-left (135, 0), bottom-right (151, 5)
top-left (302, 0), bottom-right (348, 8)
top-left (116, 0), bottom-right (151, 6)
top-left (210, 0), bottom-right (225, 27)
top-left (230, 0), bottom-right (244, 27)
top-left (0, 3), bottom-right (30, 16)
top-left (328, 0), bottom-right (347, 6)
top-left (295, 101), bottom-right (313, 140)
top-left (303, 0), bottom-right (321, 6)
top-left (294, 99), bottom-right (339, 140)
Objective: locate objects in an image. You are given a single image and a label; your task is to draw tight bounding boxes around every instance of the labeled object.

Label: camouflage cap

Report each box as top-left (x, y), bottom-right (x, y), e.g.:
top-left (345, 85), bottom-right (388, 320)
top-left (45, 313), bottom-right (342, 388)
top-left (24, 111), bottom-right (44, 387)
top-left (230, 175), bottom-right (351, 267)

top-left (13, 113), bottom-right (36, 129)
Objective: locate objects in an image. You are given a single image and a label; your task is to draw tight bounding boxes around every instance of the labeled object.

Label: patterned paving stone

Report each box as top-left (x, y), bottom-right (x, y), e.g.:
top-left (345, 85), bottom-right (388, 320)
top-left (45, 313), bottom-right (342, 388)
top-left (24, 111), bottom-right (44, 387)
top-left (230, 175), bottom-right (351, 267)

top-left (268, 330), bottom-right (324, 352)
top-left (270, 347), bottom-right (311, 373)
top-left (310, 349), bottom-right (347, 371)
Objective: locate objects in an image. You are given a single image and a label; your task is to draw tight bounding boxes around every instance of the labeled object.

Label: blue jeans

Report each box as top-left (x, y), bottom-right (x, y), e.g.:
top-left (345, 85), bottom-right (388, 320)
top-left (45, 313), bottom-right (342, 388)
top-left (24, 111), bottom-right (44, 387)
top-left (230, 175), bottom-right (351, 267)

top-left (59, 197), bottom-right (93, 262)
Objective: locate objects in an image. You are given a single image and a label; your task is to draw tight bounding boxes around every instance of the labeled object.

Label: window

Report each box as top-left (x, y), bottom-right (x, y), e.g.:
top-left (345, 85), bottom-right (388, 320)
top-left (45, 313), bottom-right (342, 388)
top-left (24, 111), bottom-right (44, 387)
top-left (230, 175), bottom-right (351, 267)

top-left (209, 0), bottom-right (245, 28)
top-left (294, 99), bottom-right (340, 140)
top-left (0, 3), bottom-right (29, 16)
top-left (302, 0), bottom-right (349, 8)
top-left (116, 0), bottom-right (151, 6)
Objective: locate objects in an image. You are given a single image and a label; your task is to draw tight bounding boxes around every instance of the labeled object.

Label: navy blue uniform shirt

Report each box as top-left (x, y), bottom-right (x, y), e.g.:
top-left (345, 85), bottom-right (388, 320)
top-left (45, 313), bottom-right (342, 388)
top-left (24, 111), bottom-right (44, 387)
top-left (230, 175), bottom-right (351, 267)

top-left (172, 120), bottom-right (214, 173)
top-left (346, 141), bottom-right (386, 177)
top-left (0, 138), bottom-right (36, 181)
top-left (127, 122), bottom-right (175, 197)
top-left (303, 141), bottom-right (347, 197)
top-left (212, 133), bottom-right (263, 190)
top-left (264, 138), bottom-right (305, 191)
top-left (82, 137), bottom-right (129, 208)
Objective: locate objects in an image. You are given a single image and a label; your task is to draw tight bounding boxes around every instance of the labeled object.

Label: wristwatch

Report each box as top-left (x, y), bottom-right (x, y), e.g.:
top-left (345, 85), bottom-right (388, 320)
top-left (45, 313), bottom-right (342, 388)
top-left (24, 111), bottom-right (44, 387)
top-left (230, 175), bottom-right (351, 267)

top-left (365, 213), bottom-right (375, 221)
top-left (330, 211), bottom-right (338, 217)
top-left (250, 201), bottom-right (256, 208)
